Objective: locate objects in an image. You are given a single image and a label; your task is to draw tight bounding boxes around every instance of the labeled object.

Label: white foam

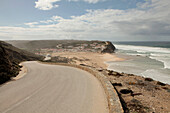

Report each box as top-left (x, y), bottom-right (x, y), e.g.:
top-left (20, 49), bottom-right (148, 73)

top-left (115, 44), bottom-right (170, 69)
top-left (141, 69), bottom-right (170, 84)
top-left (150, 56), bottom-right (170, 69)
top-left (115, 44), bottom-right (170, 54)
top-left (150, 53), bottom-right (170, 57)
top-left (150, 53), bottom-right (170, 69)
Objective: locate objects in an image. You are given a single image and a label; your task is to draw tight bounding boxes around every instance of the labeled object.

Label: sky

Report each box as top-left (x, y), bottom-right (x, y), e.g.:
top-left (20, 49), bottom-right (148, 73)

top-left (0, 0), bottom-right (170, 41)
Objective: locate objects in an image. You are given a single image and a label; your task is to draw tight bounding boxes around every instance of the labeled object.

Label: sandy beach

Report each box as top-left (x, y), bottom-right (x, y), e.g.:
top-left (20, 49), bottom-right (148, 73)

top-left (52, 52), bottom-right (125, 69)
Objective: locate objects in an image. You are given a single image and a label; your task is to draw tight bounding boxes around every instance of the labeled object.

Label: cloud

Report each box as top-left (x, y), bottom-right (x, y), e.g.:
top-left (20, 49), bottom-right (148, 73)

top-left (35, 0), bottom-right (106, 10)
top-left (35, 0), bottom-right (60, 10)
top-left (40, 20), bottom-right (53, 24)
top-left (1, 0), bottom-right (170, 41)
top-left (25, 16), bottom-right (63, 26)
top-left (24, 22), bottom-right (39, 27)
top-left (51, 16), bottom-right (63, 20)
top-left (68, 0), bottom-right (105, 4)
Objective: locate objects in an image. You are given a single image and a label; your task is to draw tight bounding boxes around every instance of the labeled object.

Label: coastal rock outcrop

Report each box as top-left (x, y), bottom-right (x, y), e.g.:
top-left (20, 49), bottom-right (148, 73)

top-left (102, 41), bottom-right (116, 53)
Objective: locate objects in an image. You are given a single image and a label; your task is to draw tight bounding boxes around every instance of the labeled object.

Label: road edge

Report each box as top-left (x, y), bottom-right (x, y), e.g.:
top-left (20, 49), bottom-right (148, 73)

top-left (12, 63), bottom-right (27, 80)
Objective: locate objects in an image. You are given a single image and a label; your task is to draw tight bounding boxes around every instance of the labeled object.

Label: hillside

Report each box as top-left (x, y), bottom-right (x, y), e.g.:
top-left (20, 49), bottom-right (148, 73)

top-left (7, 40), bottom-right (104, 49)
top-left (7, 40), bottom-right (116, 54)
top-left (0, 41), bottom-right (43, 84)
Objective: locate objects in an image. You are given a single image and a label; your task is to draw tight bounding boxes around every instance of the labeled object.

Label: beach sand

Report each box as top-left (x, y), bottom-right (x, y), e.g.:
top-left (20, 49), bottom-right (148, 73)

top-left (52, 52), bottom-right (125, 69)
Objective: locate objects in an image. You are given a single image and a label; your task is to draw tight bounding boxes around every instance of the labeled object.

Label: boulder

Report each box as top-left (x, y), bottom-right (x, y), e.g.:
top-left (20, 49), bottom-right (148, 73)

top-left (157, 81), bottom-right (166, 86)
top-left (112, 82), bottom-right (122, 86)
top-left (145, 78), bottom-right (154, 82)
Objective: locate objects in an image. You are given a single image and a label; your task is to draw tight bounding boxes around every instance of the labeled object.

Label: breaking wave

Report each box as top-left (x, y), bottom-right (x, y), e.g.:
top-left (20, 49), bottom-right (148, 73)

top-left (114, 44), bottom-right (170, 69)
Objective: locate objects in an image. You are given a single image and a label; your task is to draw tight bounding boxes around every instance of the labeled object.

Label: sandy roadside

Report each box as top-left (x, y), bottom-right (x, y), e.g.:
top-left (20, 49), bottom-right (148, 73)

top-left (12, 63), bottom-right (27, 80)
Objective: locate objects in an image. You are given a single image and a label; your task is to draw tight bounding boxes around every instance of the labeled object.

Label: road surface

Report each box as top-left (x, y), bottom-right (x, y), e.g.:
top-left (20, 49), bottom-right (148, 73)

top-left (0, 61), bottom-right (109, 113)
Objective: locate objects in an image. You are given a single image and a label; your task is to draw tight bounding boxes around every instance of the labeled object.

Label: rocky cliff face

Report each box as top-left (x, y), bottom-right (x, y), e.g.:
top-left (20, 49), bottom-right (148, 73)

top-left (0, 41), bottom-right (43, 84)
top-left (101, 41), bottom-right (116, 53)
top-left (0, 46), bottom-right (20, 84)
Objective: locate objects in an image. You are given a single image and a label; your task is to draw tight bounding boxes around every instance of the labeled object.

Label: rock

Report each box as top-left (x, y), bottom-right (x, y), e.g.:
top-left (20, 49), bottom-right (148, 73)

top-left (128, 74), bottom-right (134, 76)
top-left (107, 70), bottom-right (113, 75)
top-left (97, 68), bottom-right (103, 72)
top-left (112, 72), bottom-right (123, 76)
top-left (145, 77), bottom-right (154, 82)
top-left (80, 64), bottom-right (86, 66)
top-left (101, 41), bottom-right (116, 53)
top-left (157, 81), bottom-right (166, 86)
top-left (112, 82), bottom-right (122, 86)
top-left (161, 87), bottom-right (168, 90)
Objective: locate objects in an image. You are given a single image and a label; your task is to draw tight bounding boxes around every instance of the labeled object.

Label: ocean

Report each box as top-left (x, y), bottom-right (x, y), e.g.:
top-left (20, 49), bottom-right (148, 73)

top-left (107, 42), bottom-right (170, 84)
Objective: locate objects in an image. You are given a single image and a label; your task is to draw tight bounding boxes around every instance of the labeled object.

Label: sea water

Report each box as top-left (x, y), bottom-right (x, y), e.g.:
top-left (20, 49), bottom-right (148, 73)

top-left (107, 42), bottom-right (170, 84)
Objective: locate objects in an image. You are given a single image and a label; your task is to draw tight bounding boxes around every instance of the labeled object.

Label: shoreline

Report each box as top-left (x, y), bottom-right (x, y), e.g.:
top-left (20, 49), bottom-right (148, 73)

top-left (51, 51), bottom-right (170, 84)
top-left (106, 53), bottom-right (170, 85)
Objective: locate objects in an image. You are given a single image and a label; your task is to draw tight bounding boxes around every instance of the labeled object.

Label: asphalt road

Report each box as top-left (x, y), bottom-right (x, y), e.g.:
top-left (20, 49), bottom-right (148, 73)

top-left (0, 61), bottom-right (109, 113)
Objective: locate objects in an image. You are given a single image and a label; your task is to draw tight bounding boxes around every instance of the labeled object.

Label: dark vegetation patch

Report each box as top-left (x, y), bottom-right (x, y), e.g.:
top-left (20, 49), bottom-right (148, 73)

top-left (43, 56), bottom-right (73, 63)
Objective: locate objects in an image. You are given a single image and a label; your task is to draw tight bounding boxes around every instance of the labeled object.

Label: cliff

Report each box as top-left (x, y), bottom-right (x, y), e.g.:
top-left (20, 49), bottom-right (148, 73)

top-left (101, 41), bottom-right (116, 53)
top-left (0, 41), bottom-right (43, 84)
top-left (0, 46), bottom-right (19, 84)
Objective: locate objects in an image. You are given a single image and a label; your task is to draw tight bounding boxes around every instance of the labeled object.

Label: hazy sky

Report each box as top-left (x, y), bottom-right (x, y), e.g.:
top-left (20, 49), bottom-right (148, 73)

top-left (0, 0), bottom-right (170, 41)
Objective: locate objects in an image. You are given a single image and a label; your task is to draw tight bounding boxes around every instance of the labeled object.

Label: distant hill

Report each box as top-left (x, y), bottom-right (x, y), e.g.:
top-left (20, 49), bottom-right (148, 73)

top-left (0, 41), bottom-right (43, 84)
top-left (7, 40), bottom-right (104, 50)
top-left (7, 40), bottom-right (116, 53)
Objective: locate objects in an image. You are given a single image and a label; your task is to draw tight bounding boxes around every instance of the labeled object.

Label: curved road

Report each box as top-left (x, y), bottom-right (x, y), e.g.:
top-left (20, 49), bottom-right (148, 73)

top-left (0, 61), bottom-right (109, 113)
